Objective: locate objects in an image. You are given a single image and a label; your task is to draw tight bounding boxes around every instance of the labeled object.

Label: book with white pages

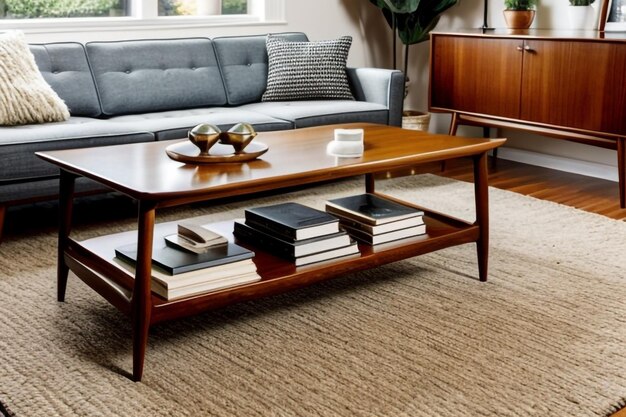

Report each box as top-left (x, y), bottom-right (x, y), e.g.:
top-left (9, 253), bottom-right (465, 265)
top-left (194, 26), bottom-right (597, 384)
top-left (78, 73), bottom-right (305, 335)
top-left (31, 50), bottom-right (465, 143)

top-left (340, 223), bottom-right (426, 245)
top-left (333, 213), bottom-right (424, 235)
top-left (113, 257), bottom-right (259, 294)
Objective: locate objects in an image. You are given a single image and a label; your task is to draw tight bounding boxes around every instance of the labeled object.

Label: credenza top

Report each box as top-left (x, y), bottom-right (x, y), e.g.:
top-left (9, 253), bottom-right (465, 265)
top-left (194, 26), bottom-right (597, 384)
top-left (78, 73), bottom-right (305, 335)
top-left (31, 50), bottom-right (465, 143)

top-left (432, 29), bottom-right (626, 42)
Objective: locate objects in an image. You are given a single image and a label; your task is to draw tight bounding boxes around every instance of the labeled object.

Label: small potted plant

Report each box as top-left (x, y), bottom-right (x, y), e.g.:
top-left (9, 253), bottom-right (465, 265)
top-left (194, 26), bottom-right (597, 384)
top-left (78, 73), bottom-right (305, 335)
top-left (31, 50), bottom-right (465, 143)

top-left (568, 0), bottom-right (596, 29)
top-left (503, 0), bottom-right (538, 29)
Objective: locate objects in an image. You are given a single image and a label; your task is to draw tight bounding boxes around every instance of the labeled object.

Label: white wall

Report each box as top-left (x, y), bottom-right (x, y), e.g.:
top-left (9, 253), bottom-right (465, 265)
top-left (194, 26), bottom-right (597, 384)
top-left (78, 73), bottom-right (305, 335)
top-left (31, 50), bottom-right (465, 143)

top-left (17, 0), bottom-right (618, 178)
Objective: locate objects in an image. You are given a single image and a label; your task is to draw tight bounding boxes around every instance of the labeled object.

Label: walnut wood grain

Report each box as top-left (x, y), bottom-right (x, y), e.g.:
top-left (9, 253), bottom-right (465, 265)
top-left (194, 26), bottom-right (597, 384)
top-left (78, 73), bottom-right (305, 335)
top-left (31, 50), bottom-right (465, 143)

top-left (429, 32), bottom-right (626, 207)
top-left (520, 39), bottom-right (626, 134)
top-left (430, 36), bottom-right (522, 119)
top-left (37, 123), bottom-right (505, 381)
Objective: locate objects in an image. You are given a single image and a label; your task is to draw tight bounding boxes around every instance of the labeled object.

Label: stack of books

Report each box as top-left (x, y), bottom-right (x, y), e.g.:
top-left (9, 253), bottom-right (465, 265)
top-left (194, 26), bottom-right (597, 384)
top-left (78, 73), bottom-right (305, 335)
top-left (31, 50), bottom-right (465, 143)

top-left (233, 202), bottom-right (359, 266)
top-left (325, 193), bottom-right (426, 245)
top-left (114, 222), bottom-right (261, 301)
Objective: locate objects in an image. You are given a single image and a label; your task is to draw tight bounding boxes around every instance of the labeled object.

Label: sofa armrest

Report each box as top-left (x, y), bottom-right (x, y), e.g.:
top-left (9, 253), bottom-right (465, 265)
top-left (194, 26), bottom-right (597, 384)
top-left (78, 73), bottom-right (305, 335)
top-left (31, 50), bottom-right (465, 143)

top-left (347, 68), bottom-right (404, 127)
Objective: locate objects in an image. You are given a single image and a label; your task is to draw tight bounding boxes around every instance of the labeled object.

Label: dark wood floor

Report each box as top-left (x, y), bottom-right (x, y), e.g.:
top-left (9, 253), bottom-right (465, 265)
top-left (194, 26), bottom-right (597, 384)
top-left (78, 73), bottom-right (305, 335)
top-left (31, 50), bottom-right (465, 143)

top-left (404, 157), bottom-right (626, 221)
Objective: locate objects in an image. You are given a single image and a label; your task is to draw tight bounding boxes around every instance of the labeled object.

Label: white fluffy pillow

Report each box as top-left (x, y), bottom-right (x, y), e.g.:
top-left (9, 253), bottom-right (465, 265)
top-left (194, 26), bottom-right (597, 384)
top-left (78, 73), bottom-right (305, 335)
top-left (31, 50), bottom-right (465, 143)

top-left (0, 31), bottom-right (70, 126)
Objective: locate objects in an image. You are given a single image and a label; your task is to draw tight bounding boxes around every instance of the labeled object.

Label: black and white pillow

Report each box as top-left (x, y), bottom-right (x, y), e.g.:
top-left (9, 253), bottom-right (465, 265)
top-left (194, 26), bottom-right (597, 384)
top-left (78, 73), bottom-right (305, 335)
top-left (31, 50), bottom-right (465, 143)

top-left (262, 35), bottom-right (354, 102)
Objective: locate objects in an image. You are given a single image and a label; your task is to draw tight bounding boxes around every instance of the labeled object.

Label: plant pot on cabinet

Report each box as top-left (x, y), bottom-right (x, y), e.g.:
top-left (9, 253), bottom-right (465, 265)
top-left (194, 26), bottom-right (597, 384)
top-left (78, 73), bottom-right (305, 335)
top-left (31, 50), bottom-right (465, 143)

top-left (567, 5), bottom-right (595, 29)
top-left (503, 10), bottom-right (536, 29)
top-left (402, 111), bottom-right (431, 131)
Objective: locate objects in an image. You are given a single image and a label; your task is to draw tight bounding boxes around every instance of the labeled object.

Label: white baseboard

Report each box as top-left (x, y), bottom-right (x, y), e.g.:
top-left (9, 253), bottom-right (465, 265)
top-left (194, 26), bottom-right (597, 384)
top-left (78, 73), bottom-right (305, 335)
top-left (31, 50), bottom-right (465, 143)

top-left (494, 147), bottom-right (619, 183)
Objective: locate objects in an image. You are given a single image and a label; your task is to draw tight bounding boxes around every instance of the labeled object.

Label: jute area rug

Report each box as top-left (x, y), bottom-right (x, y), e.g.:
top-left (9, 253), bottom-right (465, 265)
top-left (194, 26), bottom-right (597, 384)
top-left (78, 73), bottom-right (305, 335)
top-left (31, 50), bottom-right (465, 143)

top-left (1, 174), bottom-right (625, 417)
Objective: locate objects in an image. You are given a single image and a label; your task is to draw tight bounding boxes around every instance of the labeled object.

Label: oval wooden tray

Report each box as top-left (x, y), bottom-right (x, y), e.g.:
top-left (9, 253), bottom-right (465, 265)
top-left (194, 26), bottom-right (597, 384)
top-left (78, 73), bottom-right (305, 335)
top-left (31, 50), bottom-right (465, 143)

top-left (165, 141), bottom-right (268, 164)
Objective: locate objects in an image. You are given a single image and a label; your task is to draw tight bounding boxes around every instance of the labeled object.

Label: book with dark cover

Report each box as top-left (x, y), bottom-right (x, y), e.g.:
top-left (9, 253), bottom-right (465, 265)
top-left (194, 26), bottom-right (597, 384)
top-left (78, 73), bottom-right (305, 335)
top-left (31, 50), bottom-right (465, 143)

top-left (233, 220), bottom-right (352, 258)
top-left (340, 223), bottom-right (426, 245)
top-left (113, 257), bottom-right (260, 300)
top-left (325, 194), bottom-right (424, 226)
top-left (115, 241), bottom-right (254, 275)
top-left (244, 202), bottom-right (339, 240)
top-left (333, 213), bottom-right (424, 235)
top-left (293, 242), bottom-right (360, 267)
top-left (235, 220), bottom-right (359, 266)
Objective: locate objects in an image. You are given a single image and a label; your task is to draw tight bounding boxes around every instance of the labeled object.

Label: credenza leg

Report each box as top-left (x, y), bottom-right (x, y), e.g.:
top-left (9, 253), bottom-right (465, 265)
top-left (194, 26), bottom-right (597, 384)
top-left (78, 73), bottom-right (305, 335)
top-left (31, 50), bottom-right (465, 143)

top-left (473, 151), bottom-right (490, 282)
top-left (618, 137), bottom-right (625, 209)
top-left (58, 170), bottom-right (76, 302)
top-left (131, 201), bottom-right (156, 382)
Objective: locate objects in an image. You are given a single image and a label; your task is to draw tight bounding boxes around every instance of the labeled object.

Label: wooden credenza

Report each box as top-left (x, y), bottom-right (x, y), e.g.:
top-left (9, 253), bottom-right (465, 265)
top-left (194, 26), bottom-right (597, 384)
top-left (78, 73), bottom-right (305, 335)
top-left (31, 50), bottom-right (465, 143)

top-left (429, 30), bottom-right (626, 208)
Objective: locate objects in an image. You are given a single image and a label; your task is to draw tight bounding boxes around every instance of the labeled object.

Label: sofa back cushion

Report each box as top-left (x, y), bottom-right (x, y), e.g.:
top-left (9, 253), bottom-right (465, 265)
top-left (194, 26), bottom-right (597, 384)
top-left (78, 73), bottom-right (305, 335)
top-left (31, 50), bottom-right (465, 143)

top-left (29, 42), bottom-right (102, 117)
top-left (213, 32), bottom-right (308, 105)
top-left (86, 38), bottom-right (227, 116)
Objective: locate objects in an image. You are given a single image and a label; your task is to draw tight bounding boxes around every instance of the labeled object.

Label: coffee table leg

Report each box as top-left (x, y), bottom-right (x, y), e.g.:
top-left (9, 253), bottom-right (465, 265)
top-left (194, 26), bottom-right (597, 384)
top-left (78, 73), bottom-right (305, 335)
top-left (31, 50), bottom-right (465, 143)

top-left (58, 170), bottom-right (77, 302)
top-left (365, 173), bottom-right (375, 193)
top-left (131, 200), bottom-right (156, 381)
top-left (473, 151), bottom-right (489, 282)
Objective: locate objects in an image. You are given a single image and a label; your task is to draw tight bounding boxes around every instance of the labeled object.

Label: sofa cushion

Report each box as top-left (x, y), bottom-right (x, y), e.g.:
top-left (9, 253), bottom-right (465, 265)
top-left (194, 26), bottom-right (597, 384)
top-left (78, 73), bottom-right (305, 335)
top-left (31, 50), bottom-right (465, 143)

top-left (213, 32), bottom-right (308, 106)
top-left (0, 31), bottom-right (70, 126)
top-left (262, 35), bottom-right (354, 102)
top-left (86, 38), bottom-right (227, 116)
top-left (108, 108), bottom-right (293, 141)
top-left (0, 117), bottom-right (154, 183)
top-left (0, 176), bottom-right (110, 204)
top-left (239, 101), bottom-right (388, 128)
top-left (30, 42), bottom-right (102, 117)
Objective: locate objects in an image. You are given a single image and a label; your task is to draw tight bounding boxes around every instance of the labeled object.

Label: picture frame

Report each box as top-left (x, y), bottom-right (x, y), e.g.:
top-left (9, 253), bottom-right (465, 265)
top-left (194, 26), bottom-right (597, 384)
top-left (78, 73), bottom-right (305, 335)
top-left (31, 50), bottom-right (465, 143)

top-left (602, 0), bottom-right (626, 32)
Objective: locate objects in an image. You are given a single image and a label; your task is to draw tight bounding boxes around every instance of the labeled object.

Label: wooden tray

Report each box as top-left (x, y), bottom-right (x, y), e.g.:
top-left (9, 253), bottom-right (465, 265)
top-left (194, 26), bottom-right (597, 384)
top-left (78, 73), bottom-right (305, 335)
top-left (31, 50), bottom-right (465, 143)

top-left (165, 141), bottom-right (268, 164)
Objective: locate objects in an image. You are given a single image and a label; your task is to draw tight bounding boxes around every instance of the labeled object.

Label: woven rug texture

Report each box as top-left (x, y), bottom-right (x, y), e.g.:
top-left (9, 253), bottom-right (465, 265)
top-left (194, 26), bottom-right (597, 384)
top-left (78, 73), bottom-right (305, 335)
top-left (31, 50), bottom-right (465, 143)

top-left (1, 174), bottom-right (625, 417)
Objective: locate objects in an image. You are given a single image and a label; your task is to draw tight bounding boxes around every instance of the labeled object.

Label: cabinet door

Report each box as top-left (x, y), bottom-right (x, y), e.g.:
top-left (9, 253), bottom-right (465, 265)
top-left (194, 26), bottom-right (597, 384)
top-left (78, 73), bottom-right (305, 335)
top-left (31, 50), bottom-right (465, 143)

top-left (430, 35), bottom-right (523, 120)
top-left (520, 40), bottom-right (626, 135)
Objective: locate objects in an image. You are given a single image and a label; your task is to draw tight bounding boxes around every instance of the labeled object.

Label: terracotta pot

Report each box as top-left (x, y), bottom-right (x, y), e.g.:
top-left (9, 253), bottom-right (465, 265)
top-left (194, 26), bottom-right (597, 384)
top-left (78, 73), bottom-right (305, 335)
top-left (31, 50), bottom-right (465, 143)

top-left (503, 10), bottom-right (535, 29)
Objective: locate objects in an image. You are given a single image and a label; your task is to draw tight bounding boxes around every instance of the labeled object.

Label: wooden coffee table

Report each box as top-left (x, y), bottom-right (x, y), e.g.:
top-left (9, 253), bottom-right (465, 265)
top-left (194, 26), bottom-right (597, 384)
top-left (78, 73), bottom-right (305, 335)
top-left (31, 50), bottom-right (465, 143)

top-left (37, 123), bottom-right (505, 381)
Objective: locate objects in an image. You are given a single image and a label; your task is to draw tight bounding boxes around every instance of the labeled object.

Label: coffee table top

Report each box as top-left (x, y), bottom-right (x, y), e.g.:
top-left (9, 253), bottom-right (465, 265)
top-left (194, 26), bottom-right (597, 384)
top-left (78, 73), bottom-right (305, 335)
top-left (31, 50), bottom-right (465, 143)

top-left (37, 123), bottom-right (504, 204)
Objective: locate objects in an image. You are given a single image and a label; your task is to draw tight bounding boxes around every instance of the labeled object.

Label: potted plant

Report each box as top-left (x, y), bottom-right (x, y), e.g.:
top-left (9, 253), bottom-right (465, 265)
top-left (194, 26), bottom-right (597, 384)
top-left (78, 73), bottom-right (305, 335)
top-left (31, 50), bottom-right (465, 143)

top-left (568, 0), bottom-right (596, 29)
top-left (503, 0), bottom-right (538, 29)
top-left (369, 0), bottom-right (458, 131)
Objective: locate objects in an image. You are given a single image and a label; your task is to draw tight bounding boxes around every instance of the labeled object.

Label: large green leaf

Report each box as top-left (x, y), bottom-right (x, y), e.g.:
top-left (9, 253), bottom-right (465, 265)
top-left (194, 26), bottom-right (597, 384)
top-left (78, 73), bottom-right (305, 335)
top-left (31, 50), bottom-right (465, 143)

top-left (377, 0), bottom-right (420, 13)
top-left (396, 0), bottom-right (458, 45)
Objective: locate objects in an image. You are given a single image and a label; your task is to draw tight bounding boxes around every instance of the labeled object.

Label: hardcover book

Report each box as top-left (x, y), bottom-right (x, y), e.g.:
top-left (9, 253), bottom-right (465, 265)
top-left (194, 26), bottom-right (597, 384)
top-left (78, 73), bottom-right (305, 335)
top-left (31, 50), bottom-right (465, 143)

top-left (115, 241), bottom-right (254, 275)
top-left (325, 194), bottom-right (424, 226)
top-left (333, 213), bottom-right (424, 235)
top-left (234, 220), bottom-right (359, 266)
top-left (244, 202), bottom-right (340, 240)
top-left (113, 257), bottom-right (260, 300)
top-left (340, 223), bottom-right (426, 245)
top-left (233, 220), bottom-right (352, 258)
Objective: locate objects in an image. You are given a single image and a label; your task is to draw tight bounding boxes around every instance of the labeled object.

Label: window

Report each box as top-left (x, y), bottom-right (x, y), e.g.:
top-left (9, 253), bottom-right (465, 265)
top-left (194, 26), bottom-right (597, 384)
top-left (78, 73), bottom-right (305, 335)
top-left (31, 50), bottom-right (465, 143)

top-left (0, 0), bottom-right (253, 19)
top-left (0, 0), bottom-right (130, 18)
top-left (159, 0), bottom-right (247, 17)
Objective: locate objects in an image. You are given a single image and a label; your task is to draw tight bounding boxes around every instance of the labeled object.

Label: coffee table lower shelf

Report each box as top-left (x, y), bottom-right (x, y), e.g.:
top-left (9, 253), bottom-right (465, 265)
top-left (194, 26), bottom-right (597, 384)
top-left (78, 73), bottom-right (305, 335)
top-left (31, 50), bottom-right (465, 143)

top-left (65, 205), bottom-right (478, 325)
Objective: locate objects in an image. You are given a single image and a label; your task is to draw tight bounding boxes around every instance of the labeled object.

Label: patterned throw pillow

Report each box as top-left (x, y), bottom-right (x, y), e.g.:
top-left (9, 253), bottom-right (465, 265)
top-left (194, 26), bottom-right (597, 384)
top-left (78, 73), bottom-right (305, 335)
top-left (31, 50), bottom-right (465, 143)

top-left (262, 35), bottom-right (354, 102)
top-left (0, 31), bottom-right (69, 126)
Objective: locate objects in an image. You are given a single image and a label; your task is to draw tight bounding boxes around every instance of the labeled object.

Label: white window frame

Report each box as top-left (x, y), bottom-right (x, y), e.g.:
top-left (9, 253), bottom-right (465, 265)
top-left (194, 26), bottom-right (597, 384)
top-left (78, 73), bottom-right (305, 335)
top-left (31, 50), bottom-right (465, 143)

top-left (0, 0), bottom-right (285, 33)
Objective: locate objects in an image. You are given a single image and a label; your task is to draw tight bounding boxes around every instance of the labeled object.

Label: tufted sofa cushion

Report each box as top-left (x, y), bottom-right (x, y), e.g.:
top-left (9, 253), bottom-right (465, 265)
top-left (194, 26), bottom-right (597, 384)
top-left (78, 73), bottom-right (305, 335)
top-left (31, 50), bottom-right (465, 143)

top-left (0, 118), bottom-right (153, 185)
top-left (86, 38), bottom-right (227, 116)
top-left (29, 42), bottom-right (101, 118)
top-left (212, 32), bottom-right (308, 106)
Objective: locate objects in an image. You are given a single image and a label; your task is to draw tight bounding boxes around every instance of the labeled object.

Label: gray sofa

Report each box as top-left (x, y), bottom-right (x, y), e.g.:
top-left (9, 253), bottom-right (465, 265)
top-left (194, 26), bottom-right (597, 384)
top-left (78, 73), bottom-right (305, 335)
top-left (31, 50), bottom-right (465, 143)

top-left (0, 32), bottom-right (404, 236)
